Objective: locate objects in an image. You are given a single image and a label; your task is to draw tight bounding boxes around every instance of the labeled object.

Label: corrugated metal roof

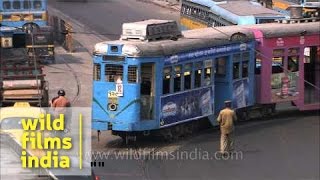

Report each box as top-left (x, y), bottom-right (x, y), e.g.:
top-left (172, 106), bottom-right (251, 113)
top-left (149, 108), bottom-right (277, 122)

top-left (217, 1), bottom-right (284, 16)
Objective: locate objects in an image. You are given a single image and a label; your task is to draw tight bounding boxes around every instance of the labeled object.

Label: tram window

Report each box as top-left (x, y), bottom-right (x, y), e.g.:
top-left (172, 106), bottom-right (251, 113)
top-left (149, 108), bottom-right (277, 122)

top-left (272, 57), bottom-right (284, 74)
top-left (13, 1), bottom-right (21, 9)
top-left (288, 48), bottom-right (299, 55)
top-left (93, 64), bottom-right (101, 81)
top-left (105, 65), bottom-right (123, 82)
top-left (242, 61), bottom-right (249, 78)
top-left (233, 62), bottom-right (240, 79)
top-left (128, 66), bottom-right (138, 83)
top-left (255, 50), bottom-right (262, 74)
top-left (215, 56), bottom-right (226, 76)
top-left (204, 59), bottom-right (212, 85)
top-left (204, 67), bottom-right (212, 85)
top-left (194, 62), bottom-right (202, 88)
top-left (23, 0), bottom-right (31, 9)
top-left (255, 58), bottom-right (261, 74)
top-left (273, 49), bottom-right (284, 56)
top-left (184, 63), bottom-right (192, 90)
top-left (3, 1), bottom-right (11, 9)
top-left (174, 65), bottom-right (182, 92)
top-left (141, 79), bottom-right (151, 95)
top-left (163, 67), bottom-right (171, 95)
top-left (33, 0), bottom-right (42, 9)
top-left (233, 54), bottom-right (241, 62)
top-left (288, 56), bottom-right (299, 72)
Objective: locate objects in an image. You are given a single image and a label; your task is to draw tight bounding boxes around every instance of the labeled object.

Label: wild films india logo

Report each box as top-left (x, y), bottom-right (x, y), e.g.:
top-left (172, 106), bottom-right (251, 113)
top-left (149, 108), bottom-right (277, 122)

top-left (20, 113), bottom-right (83, 169)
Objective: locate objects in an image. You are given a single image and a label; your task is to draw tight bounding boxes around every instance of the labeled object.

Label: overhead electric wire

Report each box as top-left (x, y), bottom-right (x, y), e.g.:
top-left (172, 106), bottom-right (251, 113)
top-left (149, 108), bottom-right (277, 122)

top-left (2, 9), bottom-right (318, 96)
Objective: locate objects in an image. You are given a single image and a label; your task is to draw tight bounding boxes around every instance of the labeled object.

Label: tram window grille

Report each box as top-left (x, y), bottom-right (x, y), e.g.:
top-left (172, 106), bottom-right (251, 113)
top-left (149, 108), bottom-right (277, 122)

top-left (13, 1), bottom-right (21, 9)
top-left (128, 66), bottom-right (138, 83)
top-left (33, 0), bottom-right (42, 9)
top-left (23, 0), bottom-right (31, 9)
top-left (242, 61), bottom-right (249, 78)
top-left (93, 64), bottom-right (101, 81)
top-left (3, 1), bottom-right (11, 9)
top-left (105, 65), bottom-right (123, 82)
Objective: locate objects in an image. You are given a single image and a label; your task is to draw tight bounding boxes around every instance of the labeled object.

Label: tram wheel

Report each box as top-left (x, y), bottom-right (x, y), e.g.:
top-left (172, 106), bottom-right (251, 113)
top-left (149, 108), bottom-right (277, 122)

top-left (239, 111), bottom-right (249, 121)
top-left (162, 129), bottom-right (173, 142)
top-left (184, 123), bottom-right (194, 135)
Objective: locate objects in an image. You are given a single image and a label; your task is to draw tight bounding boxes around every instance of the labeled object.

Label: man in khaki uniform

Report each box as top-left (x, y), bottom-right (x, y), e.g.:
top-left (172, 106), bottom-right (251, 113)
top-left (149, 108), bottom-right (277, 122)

top-left (217, 100), bottom-right (237, 154)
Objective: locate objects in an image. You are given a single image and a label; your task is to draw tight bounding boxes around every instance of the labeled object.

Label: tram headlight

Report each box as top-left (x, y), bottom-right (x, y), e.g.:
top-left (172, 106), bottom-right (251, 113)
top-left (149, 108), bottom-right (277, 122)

top-left (108, 103), bottom-right (117, 111)
top-left (122, 44), bottom-right (141, 56)
top-left (1, 37), bottom-right (13, 48)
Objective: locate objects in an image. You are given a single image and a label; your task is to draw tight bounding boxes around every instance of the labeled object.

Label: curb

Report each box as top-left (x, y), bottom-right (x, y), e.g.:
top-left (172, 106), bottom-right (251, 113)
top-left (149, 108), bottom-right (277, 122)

top-left (147, 0), bottom-right (180, 12)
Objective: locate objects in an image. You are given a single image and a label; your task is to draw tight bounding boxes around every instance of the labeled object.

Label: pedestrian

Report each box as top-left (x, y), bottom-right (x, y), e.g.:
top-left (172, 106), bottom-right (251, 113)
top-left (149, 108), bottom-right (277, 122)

top-left (49, 96), bottom-right (59, 107)
top-left (52, 89), bottom-right (71, 132)
top-left (217, 100), bottom-right (237, 155)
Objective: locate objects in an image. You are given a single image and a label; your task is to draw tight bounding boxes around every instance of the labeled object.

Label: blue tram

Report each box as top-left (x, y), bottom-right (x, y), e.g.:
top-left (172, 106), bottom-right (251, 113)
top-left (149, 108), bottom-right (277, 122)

top-left (180, 0), bottom-right (287, 30)
top-left (0, 0), bottom-right (48, 30)
top-left (0, 0), bottom-right (54, 63)
top-left (92, 20), bottom-right (257, 141)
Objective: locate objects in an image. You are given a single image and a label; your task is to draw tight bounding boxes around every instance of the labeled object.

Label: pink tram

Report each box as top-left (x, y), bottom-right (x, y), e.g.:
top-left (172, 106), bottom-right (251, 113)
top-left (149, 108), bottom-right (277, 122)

top-left (253, 22), bottom-right (320, 111)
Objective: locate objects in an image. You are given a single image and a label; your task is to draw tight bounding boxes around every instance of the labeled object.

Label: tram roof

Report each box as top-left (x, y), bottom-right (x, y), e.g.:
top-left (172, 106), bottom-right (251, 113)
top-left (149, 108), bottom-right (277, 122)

top-left (186, 0), bottom-right (287, 24)
top-left (97, 22), bottom-right (319, 57)
top-left (216, 1), bottom-right (284, 17)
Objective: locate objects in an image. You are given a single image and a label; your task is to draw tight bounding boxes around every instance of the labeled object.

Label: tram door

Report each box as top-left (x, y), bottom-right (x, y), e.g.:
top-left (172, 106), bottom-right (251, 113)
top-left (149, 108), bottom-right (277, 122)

top-left (140, 63), bottom-right (155, 120)
top-left (303, 46), bottom-right (320, 104)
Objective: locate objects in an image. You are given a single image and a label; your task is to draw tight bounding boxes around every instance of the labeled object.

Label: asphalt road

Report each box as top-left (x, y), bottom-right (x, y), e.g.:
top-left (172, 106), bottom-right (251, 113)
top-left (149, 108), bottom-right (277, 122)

top-left (91, 110), bottom-right (319, 180)
top-left (48, 0), bottom-right (180, 40)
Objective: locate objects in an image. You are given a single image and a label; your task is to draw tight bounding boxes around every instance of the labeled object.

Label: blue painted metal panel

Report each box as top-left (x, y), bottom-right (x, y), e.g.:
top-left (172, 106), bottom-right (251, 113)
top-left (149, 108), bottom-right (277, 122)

top-left (164, 43), bottom-right (253, 65)
top-left (0, 21), bottom-right (47, 28)
top-left (92, 41), bottom-right (256, 132)
top-left (160, 87), bottom-right (214, 127)
top-left (232, 78), bottom-right (251, 109)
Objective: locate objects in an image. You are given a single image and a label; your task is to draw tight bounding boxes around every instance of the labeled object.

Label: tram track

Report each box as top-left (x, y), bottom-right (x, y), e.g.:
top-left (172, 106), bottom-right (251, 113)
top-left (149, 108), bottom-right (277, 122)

top-left (59, 58), bottom-right (81, 105)
top-left (45, 53), bottom-right (82, 106)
